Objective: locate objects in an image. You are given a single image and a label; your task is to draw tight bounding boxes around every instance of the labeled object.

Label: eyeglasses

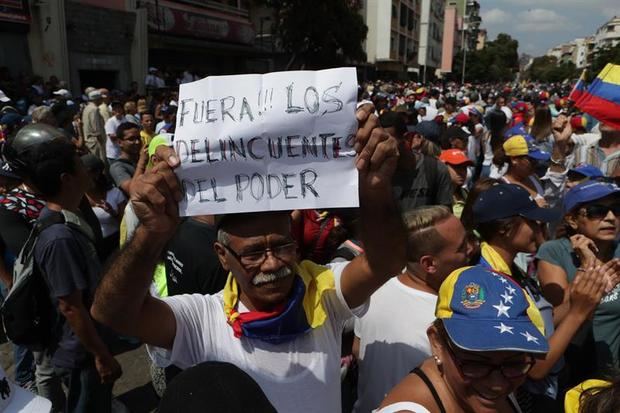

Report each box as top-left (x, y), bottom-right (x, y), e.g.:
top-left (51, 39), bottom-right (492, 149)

top-left (579, 204), bottom-right (620, 220)
top-left (444, 339), bottom-right (534, 380)
top-left (223, 242), bottom-right (297, 267)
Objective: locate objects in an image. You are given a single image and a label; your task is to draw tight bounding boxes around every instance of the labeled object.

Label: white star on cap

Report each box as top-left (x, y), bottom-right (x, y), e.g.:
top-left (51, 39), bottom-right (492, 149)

top-left (520, 331), bottom-right (539, 344)
top-left (494, 322), bottom-right (514, 334)
top-left (499, 277), bottom-right (508, 284)
top-left (501, 292), bottom-right (514, 304)
top-left (493, 302), bottom-right (511, 317)
top-left (506, 285), bottom-right (516, 295)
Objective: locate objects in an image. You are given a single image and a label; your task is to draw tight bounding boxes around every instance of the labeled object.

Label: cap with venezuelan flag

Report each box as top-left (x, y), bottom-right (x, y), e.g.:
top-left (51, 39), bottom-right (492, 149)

top-left (436, 266), bottom-right (549, 354)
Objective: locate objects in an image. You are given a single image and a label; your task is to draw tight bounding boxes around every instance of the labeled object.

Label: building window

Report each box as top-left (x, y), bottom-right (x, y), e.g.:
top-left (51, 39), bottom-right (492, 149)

top-left (399, 34), bottom-right (406, 57)
top-left (607, 25), bottom-right (614, 32)
top-left (391, 34), bottom-right (398, 53)
top-left (408, 8), bottom-right (414, 31)
top-left (392, 4), bottom-right (398, 19)
top-left (400, 3), bottom-right (407, 27)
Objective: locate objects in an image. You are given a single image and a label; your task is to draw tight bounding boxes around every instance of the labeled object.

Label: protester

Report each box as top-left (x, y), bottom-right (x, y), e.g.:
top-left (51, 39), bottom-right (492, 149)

top-left (140, 111), bottom-right (155, 146)
top-left (3, 124), bottom-right (121, 412)
top-left (380, 112), bottom-right (453, 210)
top-left (439, 149), bottom-right (473, 218)
top-left (537, 181), bottom-right (620, 377)
top-left (378, 265), bottom-right (549, 413)
top-left (82, 154), bottom-right (126, 259)
top-left (91, 105), bottom-right (407, 413)
top-left (81, 90), bottom-right (107, 164)
top-left (472, 183), bottom-right (619, 411)
top-left (353, 206), bottom-right (471, 413)
top-left (109, 123), bottom-right (145, 196)
top-left (103, 101), bottom-right (126, 164)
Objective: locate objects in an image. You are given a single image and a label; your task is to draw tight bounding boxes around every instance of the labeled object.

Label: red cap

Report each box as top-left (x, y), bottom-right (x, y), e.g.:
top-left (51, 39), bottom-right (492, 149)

top-left (454, 112), bottom-right (469, 125)
top-left (440, 149), bottom-right (474, 166)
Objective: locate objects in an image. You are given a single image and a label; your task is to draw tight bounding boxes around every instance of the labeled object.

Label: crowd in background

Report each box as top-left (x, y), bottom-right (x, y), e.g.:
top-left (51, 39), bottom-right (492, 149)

top-left (0, 66), bottom-right (620, 413)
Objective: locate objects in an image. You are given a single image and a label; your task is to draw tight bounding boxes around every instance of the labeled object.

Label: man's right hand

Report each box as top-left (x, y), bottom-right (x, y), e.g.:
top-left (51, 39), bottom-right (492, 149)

top-left (130, 160), bottom-right (182, 238)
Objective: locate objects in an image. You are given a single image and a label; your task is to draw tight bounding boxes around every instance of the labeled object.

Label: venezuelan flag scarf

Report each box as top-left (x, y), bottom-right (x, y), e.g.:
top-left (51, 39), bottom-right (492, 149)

top-left (478, 242), bottom-right (546, 335)
top-left (223, 260), bottom-right (335, 344)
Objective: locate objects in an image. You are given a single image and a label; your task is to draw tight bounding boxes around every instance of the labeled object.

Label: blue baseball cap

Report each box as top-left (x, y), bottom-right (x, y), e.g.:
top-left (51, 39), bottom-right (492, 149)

top-left (473, 183), bottom-right (560, 224)
top-left (563, 181), bottom-right (620, 214)
top-left (0, 160), bottom-right (20, 180)
top-left (568, 164), bottom-right (604, 179)
top-left (436, 266), bottom-right (548, 353)
top-left (503, 122), bottom-right (528, 139)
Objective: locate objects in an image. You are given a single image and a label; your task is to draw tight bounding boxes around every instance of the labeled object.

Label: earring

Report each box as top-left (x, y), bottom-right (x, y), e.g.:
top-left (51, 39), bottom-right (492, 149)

top-left (433, 355), bottom-right (442, 366)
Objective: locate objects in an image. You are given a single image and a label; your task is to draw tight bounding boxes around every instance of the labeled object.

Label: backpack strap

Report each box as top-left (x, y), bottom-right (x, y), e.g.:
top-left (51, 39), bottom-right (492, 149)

top-left (19, 213), bottom-right (66, 266)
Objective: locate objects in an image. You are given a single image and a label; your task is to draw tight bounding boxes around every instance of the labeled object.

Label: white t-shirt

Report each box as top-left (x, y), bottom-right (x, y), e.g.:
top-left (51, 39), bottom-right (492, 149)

top-left (148, 261), bottom-right (368, 413)
top-left (104, 116), bottom-right (126, 160)
top-left (92, 187), bottom-right (126, 238)
top-left (354, 278), bottom-right (437, 413)
top-left (375, 402), bottom-right (431, 413)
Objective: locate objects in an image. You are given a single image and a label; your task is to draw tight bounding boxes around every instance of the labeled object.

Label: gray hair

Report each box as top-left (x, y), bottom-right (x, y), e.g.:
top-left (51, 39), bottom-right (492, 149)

top-left (31, 106), bottom-right (56, 126)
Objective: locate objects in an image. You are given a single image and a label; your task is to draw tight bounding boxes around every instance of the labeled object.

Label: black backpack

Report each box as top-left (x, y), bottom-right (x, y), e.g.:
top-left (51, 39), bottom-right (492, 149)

top-left (0, 213), bottom-right (72, 350)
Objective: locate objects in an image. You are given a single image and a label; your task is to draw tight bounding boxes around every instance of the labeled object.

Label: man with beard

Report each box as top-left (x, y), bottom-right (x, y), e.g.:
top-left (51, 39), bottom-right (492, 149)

top-left (91, 105), bottom-right (406, 412)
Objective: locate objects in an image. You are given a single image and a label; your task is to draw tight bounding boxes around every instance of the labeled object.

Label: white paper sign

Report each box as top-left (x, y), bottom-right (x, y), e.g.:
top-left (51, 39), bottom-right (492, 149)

top-left (174, 67), bottom-right (359, 216)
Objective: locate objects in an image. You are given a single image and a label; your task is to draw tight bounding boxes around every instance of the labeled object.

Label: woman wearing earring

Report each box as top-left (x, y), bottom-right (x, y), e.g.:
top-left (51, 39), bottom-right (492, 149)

top-left (377, 266), bottom-right (550, 413)
top-left (537, 181), bottom-right (620, 378)
top-left (469, 183), bottom-right (619, 411)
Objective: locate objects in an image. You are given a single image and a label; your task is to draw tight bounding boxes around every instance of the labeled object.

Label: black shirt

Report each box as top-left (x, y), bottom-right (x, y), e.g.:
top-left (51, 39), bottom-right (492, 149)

top-left (164, 218), bottom-right (227, 296)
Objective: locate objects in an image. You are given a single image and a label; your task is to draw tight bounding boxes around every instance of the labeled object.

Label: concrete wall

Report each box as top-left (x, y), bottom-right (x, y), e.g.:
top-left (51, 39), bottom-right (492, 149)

top-left (364, 0), bottom-right (392, 63)
top-left (441, 5), bottom-right (456, 73)
top-left (27, 0), bottom-right (70, 84)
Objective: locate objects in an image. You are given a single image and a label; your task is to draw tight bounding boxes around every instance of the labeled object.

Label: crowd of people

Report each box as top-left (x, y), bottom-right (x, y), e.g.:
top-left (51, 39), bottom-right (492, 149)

top-left (0, 68), bottom-right (619, 413)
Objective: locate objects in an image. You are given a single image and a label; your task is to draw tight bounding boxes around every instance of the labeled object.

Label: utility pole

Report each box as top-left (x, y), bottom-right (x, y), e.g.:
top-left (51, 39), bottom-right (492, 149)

top-left (461, 0), bottom-right (467, 84)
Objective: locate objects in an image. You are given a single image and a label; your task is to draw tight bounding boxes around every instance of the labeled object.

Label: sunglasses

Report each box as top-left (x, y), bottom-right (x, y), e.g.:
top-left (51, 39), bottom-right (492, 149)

top-left (579, 204), bottom-right (620, 220)
top-left (444, 339), bottom-right (534, 380)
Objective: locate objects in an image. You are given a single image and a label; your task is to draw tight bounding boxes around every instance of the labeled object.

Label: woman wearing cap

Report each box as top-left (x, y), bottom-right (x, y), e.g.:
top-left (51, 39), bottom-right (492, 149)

top-left (439, 149), bottom-right (473, 219)
top-left (493, 134), bottom-right (551, 207)
top-left (537, 181), bottom-right (620, 376)
top-left (377, 266), bottom-right (550, 413)
top-left (529, 106), bottom-right (553, 152)
top-left (470, 183), bottom-right (619, 411)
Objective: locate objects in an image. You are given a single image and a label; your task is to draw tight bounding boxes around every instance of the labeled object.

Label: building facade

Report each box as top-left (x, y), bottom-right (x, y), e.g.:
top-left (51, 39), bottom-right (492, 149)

top-left (594, 16), bottom-right (620, 50)
top-left (363, 0), bottom-right (421, 77)
top-left (22, 0), bottom-right (264, 96)
top-left (418, 0), bottom-right (444, 81)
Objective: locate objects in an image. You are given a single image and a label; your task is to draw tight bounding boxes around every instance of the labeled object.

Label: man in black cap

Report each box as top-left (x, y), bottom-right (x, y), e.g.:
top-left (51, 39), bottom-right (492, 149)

top-left (379, 112), bottom-right (452, 211)
top-left (3, 124), bottom-right (121, 412)
top-left (91, 105), bottom-right (407, 413)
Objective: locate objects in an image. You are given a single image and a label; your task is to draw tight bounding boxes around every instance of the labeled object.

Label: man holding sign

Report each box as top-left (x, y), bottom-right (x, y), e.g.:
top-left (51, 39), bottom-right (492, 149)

top-left (91, 69), bottom-right (406, 413)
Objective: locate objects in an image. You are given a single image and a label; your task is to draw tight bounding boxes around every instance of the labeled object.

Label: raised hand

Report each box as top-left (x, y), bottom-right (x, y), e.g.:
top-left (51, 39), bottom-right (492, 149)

top-left (130, 161), bottom-right (182, 238)
top-left (569, 257), bottom-right (616, 319)
top-left (354, 104), bottom-right (399, 196)
top-left (570, 234), bottom-right (600, 264)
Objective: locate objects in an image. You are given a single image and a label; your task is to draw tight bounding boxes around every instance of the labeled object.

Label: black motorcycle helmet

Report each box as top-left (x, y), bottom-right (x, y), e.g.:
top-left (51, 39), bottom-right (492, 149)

top-left (2, 123), bottom-right (70, 178)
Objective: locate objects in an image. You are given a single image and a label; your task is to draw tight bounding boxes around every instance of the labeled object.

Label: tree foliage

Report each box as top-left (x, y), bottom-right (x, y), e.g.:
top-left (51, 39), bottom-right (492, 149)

top-left (451, 33), bottom-right (519, 82)
top-left (525, 56), bottom-right (578, 82)
top-left (589, 43), bottom-right (620, 79)
top-left (260, 0), bottom-right (368, 69)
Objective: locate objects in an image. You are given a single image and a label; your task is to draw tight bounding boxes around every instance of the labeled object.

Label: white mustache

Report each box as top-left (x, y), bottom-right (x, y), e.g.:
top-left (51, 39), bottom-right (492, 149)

top-left (252, 266), bottom-right (293, 286)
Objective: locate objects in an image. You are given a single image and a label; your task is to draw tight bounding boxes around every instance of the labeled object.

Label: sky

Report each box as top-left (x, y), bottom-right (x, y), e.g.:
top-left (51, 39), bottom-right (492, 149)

top-left (479, 0), bottom-right (620, 56)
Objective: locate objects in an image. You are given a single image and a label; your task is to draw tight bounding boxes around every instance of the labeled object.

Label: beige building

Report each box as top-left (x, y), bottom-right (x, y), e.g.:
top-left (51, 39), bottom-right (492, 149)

top-left (362, 0), bottom-right (422, 76)
top-left (594, 16), bottom-right (620, 50)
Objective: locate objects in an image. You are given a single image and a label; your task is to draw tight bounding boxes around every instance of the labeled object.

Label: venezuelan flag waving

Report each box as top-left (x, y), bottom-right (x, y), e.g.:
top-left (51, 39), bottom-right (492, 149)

top-left (575, 64), bottom-right (620, 129)
top-left (568, 69), bottom-right (587, 103)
